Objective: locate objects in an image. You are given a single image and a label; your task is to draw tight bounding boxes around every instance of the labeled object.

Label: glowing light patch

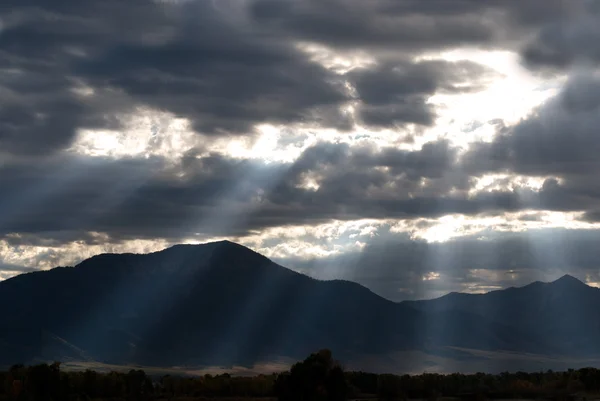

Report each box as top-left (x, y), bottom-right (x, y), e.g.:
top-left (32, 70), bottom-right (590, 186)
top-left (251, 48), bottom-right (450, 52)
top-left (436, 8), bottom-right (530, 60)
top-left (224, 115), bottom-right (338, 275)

top-left (423, 272), bottom-right (441, 281)
top-left (238, 219), bottom-right (385, 259)
top-left (459, 269), bottom-right (510, 293)
top-left (213, 124), bottom-right (315, 163)
top-left (296, 175), bottom-right (321, 191)
top-left (0, 236), bottom-right (171, 279)
top-left (468, 174), bottom-right (550, 196)
top-left (419, 49), bottom-right (564, 147)
top-left (414, 215), bottom-right (481, 243)
top-left (585, 274), bottom-right (600, 288)
top-left (264, 240), bottom-right (344, 259)
top-left (461, 284), bottom-right (504, 294)
top-left (297, 42), bottom-right (376, 74)
top-left (71, 108), bottom-right (199, 160)
top-left (70, 82), bottom-right (95, 97)
top-left (392, 211), bottom-right (600, 243)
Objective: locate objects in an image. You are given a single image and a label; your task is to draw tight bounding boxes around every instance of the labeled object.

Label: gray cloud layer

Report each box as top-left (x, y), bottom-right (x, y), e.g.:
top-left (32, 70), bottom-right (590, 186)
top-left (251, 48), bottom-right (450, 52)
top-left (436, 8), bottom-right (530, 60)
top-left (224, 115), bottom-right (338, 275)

top-left (250, 0), bottom-right (581, 52)
top-left (1, 0), bottom-right (590, 155)
top-left (0, 129), bottom-right (594, 247)
top-left (522, 4), bottom-right (600, 69)
top-left (3, 0), bottom-right (600, 298)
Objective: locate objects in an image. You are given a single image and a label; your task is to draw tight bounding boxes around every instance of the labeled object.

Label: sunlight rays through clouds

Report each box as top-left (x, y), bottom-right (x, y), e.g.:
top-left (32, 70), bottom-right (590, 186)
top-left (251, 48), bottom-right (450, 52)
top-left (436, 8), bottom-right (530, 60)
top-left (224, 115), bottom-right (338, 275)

top-left (3, 0), bottom-right (600, 303)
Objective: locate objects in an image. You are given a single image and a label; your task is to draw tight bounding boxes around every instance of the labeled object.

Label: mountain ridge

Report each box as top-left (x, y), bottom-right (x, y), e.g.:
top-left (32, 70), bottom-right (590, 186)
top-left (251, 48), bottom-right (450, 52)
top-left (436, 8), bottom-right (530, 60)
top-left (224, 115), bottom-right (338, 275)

top-left (7, 241), bottom-right (589, 300)
top-left (1, 241), bottom-right (599, 372)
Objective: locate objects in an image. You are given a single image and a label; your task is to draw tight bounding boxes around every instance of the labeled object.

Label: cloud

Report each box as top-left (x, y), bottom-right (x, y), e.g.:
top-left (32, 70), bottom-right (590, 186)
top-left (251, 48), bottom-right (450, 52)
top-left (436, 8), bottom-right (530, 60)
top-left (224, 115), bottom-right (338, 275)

top-left (0, 153), bottom-right (278, 241)
top-left (0, 0), bottom-right (352, 156)
top-left (250, 0), bottom-right (580, 52)
top-left (2, 62), bottom-right (600, 260)
top-left (0, 2), bottom-right (152, 155)
top-left (0, 235), bottom-right (171, 277)
top-left (0, 263), bottom-right (37, 275)
top-left (461, 73), bottom-right (600, 219)
top-left (348, 59), bottom-right (495, 128)
top-left (0, 138), bottom-right (592, 248)
top-left (522, 3), bottom-right (600, 69)
top-left (0, 47), bottom-right (133, 155)
top-left (3, 144), bottom-right (458, 243)
top-left (1, 0), bottom-right (509, 157)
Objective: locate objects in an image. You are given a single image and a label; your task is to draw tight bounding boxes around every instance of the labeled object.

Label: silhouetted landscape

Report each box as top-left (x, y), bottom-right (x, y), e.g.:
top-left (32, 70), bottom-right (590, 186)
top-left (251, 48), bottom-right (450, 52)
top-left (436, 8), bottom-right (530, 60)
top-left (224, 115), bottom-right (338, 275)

top-left (3, 350), bottom-right (600, 401)
top-left (5, 0), bottom-right (600, 398)
top-left (2, 241), bottom-right (600, 375)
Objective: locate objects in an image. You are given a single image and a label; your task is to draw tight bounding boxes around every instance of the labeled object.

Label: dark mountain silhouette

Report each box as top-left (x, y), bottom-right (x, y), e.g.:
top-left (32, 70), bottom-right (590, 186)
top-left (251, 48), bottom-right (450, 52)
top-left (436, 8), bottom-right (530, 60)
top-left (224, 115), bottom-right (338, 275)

top-left (0, 241), bottom-right (597, 369)
top-left (405, 274), bottom-right (600, 357)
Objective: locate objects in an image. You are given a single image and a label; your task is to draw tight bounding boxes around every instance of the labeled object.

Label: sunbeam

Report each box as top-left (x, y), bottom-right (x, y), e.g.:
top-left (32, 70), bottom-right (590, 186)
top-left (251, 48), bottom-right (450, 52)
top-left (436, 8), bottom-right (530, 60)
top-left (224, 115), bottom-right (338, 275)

top-left (0, 157), bottom-right (96, 233)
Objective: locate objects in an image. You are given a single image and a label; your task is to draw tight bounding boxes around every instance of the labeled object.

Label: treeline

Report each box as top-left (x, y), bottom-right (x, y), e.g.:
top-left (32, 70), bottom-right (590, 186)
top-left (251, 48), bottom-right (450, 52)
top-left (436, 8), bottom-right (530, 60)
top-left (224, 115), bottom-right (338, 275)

top-left (0, 363), bottom-right (277, 400)
top-left (275, 350), bottom-right (600, 400)
top-left (347, 368), bottom-right (600, 399)
top-left (1, 363), bottom-right (156, 401)
top-left (2, 350), bottom-right (600, 400)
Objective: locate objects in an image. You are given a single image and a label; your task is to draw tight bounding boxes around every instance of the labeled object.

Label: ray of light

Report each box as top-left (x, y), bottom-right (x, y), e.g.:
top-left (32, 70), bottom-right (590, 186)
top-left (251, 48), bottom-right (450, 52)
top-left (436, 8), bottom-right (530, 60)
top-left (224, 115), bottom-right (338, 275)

top-left (0, 157), bottom-right (98, 233)
top-left (192, 163), bottom-right (305, 365)
top-left (61, 154), bottom-right (295, 365)
top-left (57, 158), bottom-right (161, 234)
top-left (202, 251), bottom-right (306, 366)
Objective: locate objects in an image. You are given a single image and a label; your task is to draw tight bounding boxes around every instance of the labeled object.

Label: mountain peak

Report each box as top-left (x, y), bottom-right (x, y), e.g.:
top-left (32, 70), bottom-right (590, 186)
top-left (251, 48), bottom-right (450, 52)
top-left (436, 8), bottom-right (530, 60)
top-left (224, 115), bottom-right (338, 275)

top-left (182, 240), bottom-right (273, 264)
top-left (551, 274), bottom-right (586, 287)
top-left (166, 240), bottom-right (251, 254)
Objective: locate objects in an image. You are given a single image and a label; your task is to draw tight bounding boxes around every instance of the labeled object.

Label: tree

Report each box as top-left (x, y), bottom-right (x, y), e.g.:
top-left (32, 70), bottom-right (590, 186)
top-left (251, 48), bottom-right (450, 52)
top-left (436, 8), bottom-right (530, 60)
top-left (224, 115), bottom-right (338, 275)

top-left (125, 369), bottom-right (153, 400)
top-left (82, 369), bottom-right (97, 398)
top-left (377, 374), bottom-right (405, 401)
top-left (26, 363), bottom-right (62, 401)
top-left (275, 349), bottom-right (348, 401)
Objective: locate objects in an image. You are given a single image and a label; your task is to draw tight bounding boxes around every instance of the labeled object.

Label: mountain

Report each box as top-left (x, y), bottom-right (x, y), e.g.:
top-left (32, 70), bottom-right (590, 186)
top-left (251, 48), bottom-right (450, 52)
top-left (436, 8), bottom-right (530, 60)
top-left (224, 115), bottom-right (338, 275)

top-left (0, 241), bottom-right (411, 367)
top-left (0, 241), bottom-right (598, 372)
top-left (404, 274), bottom-right (600, 357)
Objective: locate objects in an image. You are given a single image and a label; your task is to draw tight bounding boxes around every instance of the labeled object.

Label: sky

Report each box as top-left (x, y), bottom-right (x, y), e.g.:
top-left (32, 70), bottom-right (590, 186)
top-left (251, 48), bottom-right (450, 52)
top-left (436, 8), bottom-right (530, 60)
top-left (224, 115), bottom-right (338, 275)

top-left (2, 0), bottom-right (600, 300)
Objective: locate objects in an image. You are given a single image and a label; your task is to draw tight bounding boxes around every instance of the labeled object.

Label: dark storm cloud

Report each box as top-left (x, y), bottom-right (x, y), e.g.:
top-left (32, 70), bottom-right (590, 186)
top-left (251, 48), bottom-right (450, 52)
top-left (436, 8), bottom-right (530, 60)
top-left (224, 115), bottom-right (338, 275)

top-left (0, 1), bottom-right (173, 155)
top-left (250, 0), bottom-right (493, 50)
top-left (0, 0), bottom-right (583, 156)
top-left (0, 66), bottom-right (133, 155)
top-left (250, 0), bottom-right (582, 51)
top-left (289, 140), bottom-right (460, 180)
top-left (251, 184), bottom-right (587, 229)
top-left (277, 228), bottom-right (600, 301)
top-left (0, 0), bottom-right (353, 155)
top-left (522, 3), bottom-right (600, 69)
top-left (74, 22), bottom-right (352, 134)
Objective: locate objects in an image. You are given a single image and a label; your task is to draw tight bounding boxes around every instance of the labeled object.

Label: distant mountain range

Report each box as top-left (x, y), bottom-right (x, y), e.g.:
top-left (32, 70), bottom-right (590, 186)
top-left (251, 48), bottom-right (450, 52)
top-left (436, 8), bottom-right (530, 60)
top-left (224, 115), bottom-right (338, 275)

top-left (1, 240), bottom-right (599, 373)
